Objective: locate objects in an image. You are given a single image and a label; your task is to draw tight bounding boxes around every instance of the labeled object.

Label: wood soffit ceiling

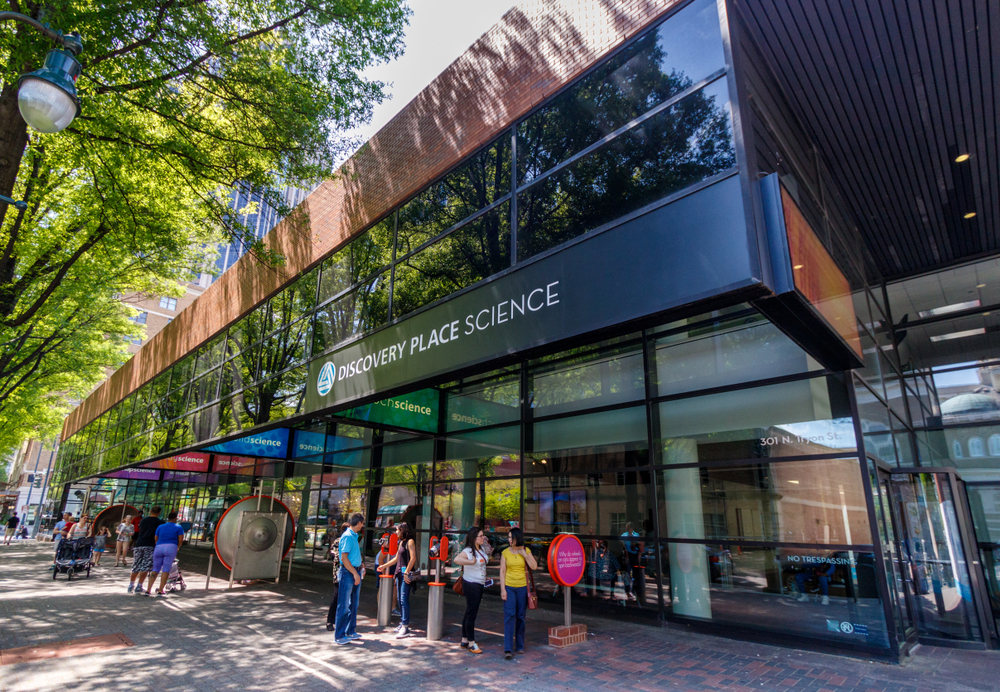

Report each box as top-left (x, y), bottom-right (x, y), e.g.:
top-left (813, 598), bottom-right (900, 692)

top-left (739, 0), bottom-right (998, 280)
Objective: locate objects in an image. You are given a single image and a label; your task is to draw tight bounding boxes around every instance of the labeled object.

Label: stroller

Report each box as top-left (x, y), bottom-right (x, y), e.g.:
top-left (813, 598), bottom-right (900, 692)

top-left (163, 559), bottom-right (186, 593)
top-left (53, 537), bottom-right (92, 580)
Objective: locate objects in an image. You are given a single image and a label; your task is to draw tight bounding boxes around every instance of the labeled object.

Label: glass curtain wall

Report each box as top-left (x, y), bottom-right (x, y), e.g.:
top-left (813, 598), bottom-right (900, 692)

top-left (54, 0), bottom-right (739, 485)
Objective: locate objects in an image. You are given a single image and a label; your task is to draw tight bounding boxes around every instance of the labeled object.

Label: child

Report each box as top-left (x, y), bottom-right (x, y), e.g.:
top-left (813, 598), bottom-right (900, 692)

top-left (92, 526), bottom-right (110, 566)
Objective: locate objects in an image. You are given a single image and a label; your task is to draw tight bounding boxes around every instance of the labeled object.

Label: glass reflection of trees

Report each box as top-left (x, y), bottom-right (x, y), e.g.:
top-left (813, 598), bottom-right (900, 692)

top-left (517, 80), bottom-right (735, 260)
top-left (61, 0), bottom-right (736, 475)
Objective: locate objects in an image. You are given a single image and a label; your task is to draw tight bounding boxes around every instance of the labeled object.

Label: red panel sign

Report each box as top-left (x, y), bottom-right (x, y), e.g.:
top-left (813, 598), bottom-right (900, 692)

top-left (144, 451), bottom-right (210, 472)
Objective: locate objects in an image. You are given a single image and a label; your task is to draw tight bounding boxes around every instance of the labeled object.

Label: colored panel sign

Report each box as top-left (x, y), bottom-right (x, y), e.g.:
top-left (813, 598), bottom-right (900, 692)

top-left (782, 187), bottom-right (862, 359)
top-left (305, 176), bottom-right (754, 413)
top-left (205, 427), bottom-right (290, 459)
top-left (102, 468), bottom-right (161, 481)
top-left (143, 451), bottom-right (211, 472)
top-left (212, 455), bottom-right (257, 475)
top-left (548, 534), bottom-right (586, 587)
top-left (336, 389), bottom-right (439, 433)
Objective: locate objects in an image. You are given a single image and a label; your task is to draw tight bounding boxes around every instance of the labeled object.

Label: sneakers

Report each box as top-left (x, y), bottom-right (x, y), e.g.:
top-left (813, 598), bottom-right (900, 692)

top-left (335, 638), bottom-right (351, 645)
top-left (504, 651), bottom-right (513, 660)
top-left (461, 640), bottom-right (469, 649)
top-left (347, 633), bottom-right (361, 640)
top-left (515, 649), bottom-right (525, 655)
top-left (127, 584), bottom-right (134, 594)
top-left (821, 595), bottom-right (830, 606)
top-left (154, 591), bottom-right (164, 598)
top-left (326, 623), bottom-right (334, 632)
top-left (391, 608), bottom-right (401, 616)
top-left (796, 593), bottom-right (808, 602)
top-left (134, 586), bottom-right (144, 595)
top-left (394, 623), bottom-right (404, 633)
top-left (468, 643), bottom-right (483, 654)
top-left (395, 626), bottom-right (409, 639)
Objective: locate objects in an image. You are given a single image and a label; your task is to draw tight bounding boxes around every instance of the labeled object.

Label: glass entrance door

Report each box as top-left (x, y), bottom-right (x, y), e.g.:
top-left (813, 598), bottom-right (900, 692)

top-left (873, 466), bottom-right (918, 649)
top-left (889, 469), bottom-right (997, 647)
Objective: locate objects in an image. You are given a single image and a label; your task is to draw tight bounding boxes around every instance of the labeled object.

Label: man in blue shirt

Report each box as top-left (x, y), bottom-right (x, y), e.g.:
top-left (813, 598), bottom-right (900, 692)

top-left (334, 513), bottom-right (365, 644)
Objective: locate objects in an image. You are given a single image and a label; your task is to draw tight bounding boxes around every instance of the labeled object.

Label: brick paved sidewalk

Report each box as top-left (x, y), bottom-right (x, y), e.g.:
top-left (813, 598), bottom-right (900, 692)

top-left (1, 542), bottom-right (997, 692)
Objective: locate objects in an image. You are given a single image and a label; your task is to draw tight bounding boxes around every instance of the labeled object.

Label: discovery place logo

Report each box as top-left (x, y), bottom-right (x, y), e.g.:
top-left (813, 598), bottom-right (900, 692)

top-left (317, 362), bottom-right (336, 396)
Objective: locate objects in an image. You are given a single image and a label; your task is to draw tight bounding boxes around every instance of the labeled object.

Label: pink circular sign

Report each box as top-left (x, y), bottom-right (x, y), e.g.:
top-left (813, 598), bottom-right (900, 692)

top-left (548, 534), bottom-right (586, 587)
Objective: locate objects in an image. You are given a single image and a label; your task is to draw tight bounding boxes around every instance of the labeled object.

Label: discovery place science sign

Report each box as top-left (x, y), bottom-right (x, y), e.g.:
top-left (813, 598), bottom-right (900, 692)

top-left (305, 176), bottom-right (757, 414)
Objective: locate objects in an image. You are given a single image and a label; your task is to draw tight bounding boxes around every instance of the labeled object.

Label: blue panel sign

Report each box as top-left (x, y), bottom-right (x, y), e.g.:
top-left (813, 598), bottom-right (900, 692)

top-left (205, 427), bottom-right (290, 459)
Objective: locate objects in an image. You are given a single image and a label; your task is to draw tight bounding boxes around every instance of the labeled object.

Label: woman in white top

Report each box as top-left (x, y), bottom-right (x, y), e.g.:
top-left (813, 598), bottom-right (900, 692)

top-left (453, 526), bottom-right (490, 654)
top-left (115, 515), bottom-right (134, 567)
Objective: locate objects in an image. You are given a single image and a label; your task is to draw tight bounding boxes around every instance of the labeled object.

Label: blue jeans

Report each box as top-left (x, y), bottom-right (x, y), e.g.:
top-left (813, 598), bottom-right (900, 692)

top-left (334, 566), bottom-right (361, 640)
top-left (396, 573), bottom-right (411, 625)
top-left (503, 585), bottom-right (527, 652)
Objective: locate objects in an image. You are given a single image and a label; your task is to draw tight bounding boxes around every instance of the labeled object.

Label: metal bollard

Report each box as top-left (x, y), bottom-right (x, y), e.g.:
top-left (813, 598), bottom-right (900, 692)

top-left (426, 556), bottom-right (445, 641)
top-left (377, 574), bottom-right (394, 627)
top-left (206, 553), bottom-right (213, 590)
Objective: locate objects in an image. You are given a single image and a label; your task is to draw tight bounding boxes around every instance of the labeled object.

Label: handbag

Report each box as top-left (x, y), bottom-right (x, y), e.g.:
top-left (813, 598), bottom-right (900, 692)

top-left (526, 566), bottom-right (538, 610)
top-left (453, 567), bottom-right (464, 595)
top-left (403, 568), bottom-right (421, 584)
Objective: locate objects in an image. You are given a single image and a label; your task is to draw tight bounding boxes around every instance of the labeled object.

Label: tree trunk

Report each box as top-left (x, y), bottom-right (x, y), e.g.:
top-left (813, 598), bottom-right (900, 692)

top-left (0, 84), bottom-right (29, 231)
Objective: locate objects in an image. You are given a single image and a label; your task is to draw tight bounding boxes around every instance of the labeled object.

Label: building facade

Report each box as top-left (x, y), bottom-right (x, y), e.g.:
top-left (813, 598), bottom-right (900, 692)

top-left (48, 0), bottom-right (1000, 659)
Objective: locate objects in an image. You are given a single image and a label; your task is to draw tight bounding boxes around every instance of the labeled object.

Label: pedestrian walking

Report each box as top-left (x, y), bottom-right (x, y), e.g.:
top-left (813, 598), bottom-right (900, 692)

top-left (4, 513), bottom-right (18, 545)
top-left (92, 527), bottom-right (110, 565)
top-left (144, 511), bottom-right (185, 597)
top-left (333, 513), bottom-right (365, 645)
top-left (69, 513), bottom-right (92, 539)
top-left (453, 526), bottom-right (489, 654)
top-left (377, 522), bottom-right (416, 639)
top-left (50, 512), bottom-right (72, 570)
top-left (326, 522), bottom-right (348, 632)
top-left (115, 515), bottom-right (134, 567)
top-left (500, 527), bottom-right (537, 660)
top-left (127, 506), bottom-right (164, 594)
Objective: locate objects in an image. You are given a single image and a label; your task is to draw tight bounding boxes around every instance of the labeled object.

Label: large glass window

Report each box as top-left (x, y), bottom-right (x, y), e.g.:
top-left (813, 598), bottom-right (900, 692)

top-left (312, 272), bottom-right (390, 355)
top-left (391, 202), bottom-right (511, 319)
top-left (652, 315), bottom-right (820, 398)
top-left (517, 79), bottom-right (735, 261)
top-left (517, 0), bottom-right (726, 182)
top-left (529, 340), bottom-right (645, 418)
top-left (318, 217), bottom-right (395, 303)
top-left (655, 376), bottom-right (857, 464)
top-left (528, 406), bottom-right (649, 474)
top-left (659, 458), bottom-right (873, 545)
top-left (396, 135), bottom-right (510, 254)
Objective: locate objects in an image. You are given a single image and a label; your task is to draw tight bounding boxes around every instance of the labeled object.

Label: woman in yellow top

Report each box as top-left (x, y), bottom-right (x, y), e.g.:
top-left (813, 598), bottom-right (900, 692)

top-left (499, 527), bottom-right (537, 660)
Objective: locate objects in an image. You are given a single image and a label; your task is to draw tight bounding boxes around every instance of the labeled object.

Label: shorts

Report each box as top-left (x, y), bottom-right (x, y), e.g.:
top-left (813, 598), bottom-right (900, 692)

top-left (94, 548), bottom-right (105, 553)
top-left (131, 546), bottom-right (154, 573)
top-left (152, 544), bottom-right (178, 573)
top-left (4, 528), bottom-right (15, 537)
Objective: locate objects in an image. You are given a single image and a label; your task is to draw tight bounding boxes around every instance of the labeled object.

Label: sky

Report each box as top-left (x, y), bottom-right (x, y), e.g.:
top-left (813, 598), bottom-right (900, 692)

top-left (345, 0), bottom-right (514, 147)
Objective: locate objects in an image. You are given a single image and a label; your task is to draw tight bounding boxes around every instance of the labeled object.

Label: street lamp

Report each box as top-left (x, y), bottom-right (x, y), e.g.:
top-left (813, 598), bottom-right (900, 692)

top-left (0, 13), bottom-right (83, 134)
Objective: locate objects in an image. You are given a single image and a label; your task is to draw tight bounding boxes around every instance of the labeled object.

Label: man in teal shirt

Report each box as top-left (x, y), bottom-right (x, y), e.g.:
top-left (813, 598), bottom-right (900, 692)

top-left (334, 513), bottom-right (365, 644)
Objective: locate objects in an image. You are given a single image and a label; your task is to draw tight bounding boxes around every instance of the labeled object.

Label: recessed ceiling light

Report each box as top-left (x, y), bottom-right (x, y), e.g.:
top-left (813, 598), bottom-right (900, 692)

top-left (918, 299), bottom-right (980, 318)
top-left (929, 328), bottom-right (986, 342)
top-left (788, 480), bottom-right (799, 484)
top-left (977, 284), bottom-right (986, 288)
top-left (955, 153), bottom-right (970, 162)
top-left (964, 212), bottom-right (977, 219)
top-left (793, 264), bottom-right (804, 269)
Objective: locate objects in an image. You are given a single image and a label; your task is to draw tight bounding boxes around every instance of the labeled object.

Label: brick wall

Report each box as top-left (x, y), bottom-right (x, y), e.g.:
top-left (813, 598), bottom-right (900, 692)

top-left (62, 0), bottom-right (684, 441)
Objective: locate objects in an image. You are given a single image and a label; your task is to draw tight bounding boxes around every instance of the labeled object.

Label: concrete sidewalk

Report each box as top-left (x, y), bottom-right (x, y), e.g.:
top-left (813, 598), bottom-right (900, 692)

top-left (1, 541), bottom-right (997, 692)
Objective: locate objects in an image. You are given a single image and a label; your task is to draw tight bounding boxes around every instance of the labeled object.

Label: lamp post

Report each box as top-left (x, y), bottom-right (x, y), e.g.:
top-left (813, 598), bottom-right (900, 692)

top-left (0, 12), bottom-right (83, 134)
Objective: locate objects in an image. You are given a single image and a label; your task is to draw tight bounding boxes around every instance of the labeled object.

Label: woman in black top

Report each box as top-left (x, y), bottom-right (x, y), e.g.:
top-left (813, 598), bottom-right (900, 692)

top-left (377, 522), bottom-right (416, 638)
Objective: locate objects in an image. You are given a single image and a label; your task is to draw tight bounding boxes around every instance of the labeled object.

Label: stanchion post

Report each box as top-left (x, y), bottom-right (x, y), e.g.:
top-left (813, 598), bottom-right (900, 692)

top-left (377, 574), bottom-right (394, 626)
top-left (287, 551), bottom-right (293, 582)
top-left (206, 553), bottom-right (213, 590)
top-left (564, 584), bottom-right (571, 627)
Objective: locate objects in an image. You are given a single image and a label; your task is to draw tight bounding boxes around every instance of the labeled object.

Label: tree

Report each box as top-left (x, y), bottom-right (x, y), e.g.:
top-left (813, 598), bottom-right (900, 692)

top-left (0, 0), bottom-right (409, 454)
